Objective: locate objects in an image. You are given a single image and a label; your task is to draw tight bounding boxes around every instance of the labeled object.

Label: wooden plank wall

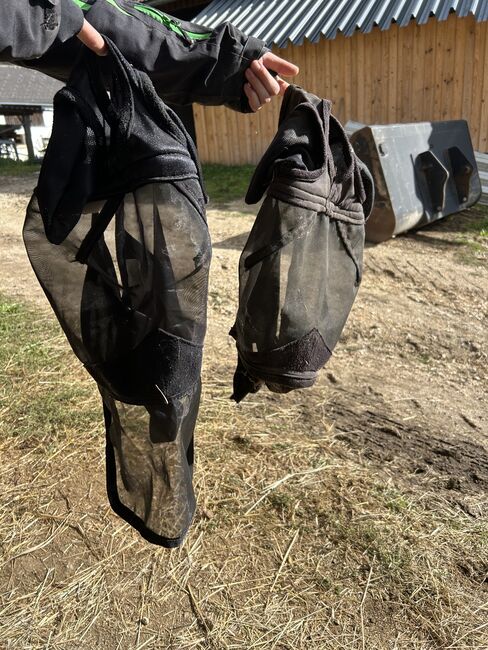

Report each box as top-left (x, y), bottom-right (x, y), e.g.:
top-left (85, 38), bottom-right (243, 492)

top-left (193, 14), bottom-right (488, 163)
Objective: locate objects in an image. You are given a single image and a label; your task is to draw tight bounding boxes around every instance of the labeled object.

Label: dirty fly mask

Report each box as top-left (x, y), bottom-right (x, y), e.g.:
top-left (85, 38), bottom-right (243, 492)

top-left (230, 86), bottom-right (374, 402)
top-left (23, 40), bottom-right (211, 547)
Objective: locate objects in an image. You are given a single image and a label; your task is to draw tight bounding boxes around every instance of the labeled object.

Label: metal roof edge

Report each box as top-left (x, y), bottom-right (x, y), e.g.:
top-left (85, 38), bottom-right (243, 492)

top-left (194, 1), bottom-right (488, 47)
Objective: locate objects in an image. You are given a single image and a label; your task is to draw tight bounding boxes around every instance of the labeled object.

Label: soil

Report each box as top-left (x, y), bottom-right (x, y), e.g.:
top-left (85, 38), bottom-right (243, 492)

top-left (1, 174), bottom-right (487, 513)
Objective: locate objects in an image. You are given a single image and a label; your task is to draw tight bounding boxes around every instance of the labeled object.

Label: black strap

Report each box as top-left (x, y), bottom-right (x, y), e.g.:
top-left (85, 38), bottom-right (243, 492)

top-left (76, 194), bottom-right (124, 264)
top-left (336, 220), bottom-right (362, 286)
top-left (244, 218), bottom-right (313, 270)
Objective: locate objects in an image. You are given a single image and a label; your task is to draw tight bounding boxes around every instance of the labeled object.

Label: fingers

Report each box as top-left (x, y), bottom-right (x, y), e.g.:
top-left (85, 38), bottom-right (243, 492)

top-left (244, 82), bottom-right (262, 112)
top-left (247, 59), bottom-right (281, 96)
top-left (77, 19), bottom-right (108, 56)
top-left (261, 52), bottom-right (299, 77)
top-left (244, 53), bottom-right (298, 112)
top-left (276, 76), bottom-right (290, 95)
top-left (245, 65), bottom-right (273, 107)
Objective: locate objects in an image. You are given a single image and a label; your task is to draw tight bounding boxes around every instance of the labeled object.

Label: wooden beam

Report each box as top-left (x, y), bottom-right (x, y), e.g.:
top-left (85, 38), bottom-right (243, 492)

top-left (20, 114), bottom-right (35, 162)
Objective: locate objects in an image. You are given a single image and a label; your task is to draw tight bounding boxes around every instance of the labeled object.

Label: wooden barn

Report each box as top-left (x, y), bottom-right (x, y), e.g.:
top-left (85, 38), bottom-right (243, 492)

top-left (170, 0), bottom-right (488, 163)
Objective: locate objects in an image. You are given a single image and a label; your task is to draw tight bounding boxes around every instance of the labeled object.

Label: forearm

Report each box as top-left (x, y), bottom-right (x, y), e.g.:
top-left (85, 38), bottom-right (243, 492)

top-left (2, 0), bottom-right (268, 112)
top-left (85, 0), bottom-right (268, 111)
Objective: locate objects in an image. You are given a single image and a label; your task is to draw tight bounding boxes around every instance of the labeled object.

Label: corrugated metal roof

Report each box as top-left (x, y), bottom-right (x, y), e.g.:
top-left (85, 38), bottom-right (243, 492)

top-left (0, 65), bottom-right (62, 108)
top-left (194, 0), bottom-right (488, 47)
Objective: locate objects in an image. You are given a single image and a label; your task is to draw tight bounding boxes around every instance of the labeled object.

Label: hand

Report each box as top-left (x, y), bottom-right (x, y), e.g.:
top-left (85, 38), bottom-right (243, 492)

top-left (244, 52), bottom-right (299, 112)
top-left (77, 19), bottom-right (108, 56)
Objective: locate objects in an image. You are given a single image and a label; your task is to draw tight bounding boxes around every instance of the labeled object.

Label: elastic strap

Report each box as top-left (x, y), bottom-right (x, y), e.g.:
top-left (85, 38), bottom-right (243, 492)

top-left (336, 220), bottom-right (362, 286)
top-left (76, 195), bottom-right (125, 264)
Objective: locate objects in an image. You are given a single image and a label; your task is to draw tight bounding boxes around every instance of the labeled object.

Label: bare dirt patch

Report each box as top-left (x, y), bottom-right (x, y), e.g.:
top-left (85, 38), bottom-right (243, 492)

top-left (1, 176), bottom-right (486, 506)
top-left (207, 200), bottom-right (488, 509)
top-left (0, 174), bottom-right (487, 649)
top-left (0, 174), bottom-right (45, 305)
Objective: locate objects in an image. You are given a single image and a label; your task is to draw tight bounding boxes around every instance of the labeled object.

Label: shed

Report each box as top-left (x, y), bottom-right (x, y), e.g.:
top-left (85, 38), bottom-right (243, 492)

top-left (191, 0), bottom-right (488, 164)
top-left (0, 65), bottom-right (62, 160)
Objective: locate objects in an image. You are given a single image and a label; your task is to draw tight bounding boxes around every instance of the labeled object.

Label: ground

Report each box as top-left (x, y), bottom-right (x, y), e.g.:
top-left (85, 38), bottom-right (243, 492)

top-left (0, 170), bottom-right (487, 649)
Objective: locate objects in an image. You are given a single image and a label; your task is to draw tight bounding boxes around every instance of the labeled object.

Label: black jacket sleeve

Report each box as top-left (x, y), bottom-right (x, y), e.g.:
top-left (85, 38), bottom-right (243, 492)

top-left (0, 0), bottom-right (84, 60)
top-left (1, 0), bottom-right (269, 113)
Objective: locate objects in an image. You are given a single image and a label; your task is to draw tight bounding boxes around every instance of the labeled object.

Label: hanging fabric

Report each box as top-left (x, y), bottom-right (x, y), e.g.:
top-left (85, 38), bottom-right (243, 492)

top-left (230, 86), bottom-right (374, 402)
top-left (23, 38), bottom-right (211, 547)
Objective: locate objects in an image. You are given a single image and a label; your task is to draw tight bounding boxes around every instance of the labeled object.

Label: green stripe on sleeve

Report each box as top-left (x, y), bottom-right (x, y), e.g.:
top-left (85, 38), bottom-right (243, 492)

top-left (71, 0), bottom-right (91, 11)
top-left (134, 4), bottom-right (212, 42)
top-left (104, 0), bottom-right (132, 17)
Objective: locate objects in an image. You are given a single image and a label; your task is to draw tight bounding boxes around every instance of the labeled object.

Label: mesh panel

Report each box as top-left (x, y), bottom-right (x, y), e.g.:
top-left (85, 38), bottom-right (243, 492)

top-left (101, 382), bottom-right (200, 546)
top-left (234, 197), bottom-right (363, 380)
top-left (238, 198), bottom-right (363, 350)
top-left (23, 180), bottom-right (211, 545)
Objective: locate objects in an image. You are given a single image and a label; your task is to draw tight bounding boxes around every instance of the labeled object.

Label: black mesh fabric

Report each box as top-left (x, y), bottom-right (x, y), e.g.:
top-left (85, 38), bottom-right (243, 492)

top-left (21, 41), bottom-right (373, 544)
top-left (23, 40), bottom-right (210, 547)
top-left (230, 86), bottom-right (374, 402)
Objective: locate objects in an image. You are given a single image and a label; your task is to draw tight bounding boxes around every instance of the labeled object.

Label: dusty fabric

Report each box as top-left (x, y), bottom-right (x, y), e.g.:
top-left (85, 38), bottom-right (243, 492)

top-left (23, 40), bottom-right (211, 547)
top-left (230, 86), bottom-right (374, 402)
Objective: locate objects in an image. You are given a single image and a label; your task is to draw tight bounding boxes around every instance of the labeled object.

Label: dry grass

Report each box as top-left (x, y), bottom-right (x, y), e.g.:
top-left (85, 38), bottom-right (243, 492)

top-left (0, 295), bottom-right (487, 649)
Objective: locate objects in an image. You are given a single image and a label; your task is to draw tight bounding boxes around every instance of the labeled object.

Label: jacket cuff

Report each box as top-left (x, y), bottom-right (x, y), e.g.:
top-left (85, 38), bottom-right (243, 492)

top-left (224, 35), bottom-right (270, 113)
top-left (58, 0), bottom-right (85, 43)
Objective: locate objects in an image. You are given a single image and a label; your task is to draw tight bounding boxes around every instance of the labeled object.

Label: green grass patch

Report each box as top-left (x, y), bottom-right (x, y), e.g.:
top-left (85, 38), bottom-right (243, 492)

top-left (464, 218), bottom-right (488, 239)
top-left (0, 158), bottom-right (41, 176)
top-left (458, 204), bottom-right (488, 238)
top-left (0, 296), bottom-right (100, 442)
top-left (453, 205), bottom-right (488, 266)
top-left (0, 160), bottom-right (253, 202)
top-left (202, 164), bottom-right (254, 204)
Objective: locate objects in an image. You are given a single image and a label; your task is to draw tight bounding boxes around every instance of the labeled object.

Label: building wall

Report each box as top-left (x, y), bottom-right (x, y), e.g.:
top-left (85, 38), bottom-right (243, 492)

top-left (193, 13), bottom-right (488, 163)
